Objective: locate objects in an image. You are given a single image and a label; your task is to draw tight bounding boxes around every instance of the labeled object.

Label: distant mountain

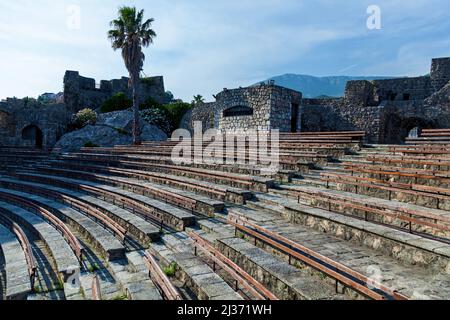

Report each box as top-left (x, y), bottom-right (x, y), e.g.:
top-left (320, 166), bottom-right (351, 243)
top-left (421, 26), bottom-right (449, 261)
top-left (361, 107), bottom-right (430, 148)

top-left (259, 74), bottom-right (392, 98)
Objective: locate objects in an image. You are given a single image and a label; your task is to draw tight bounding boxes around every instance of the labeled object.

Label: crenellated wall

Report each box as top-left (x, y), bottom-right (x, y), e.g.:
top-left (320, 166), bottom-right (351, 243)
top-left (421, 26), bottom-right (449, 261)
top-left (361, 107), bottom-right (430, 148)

top-left (63, 71), bottom-right (166, 113)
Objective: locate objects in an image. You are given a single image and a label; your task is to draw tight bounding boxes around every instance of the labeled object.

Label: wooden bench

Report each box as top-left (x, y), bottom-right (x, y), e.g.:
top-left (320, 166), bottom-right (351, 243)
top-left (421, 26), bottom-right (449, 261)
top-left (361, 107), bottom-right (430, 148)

top-left (342, 162), bottom-right (450, 187)
top-left (0, 179), bottom-right (127, 241)
top-left (34, 163), bottom-right (252, 205)
top-left (367, 155), bottom-right (450, 169)
top-left (73, 150), bottom-right (325, 172)
top-left (284, 185), bottom-right (450, 239)
top-left (421, 129), bottom-right (450, 136)
top-left (0, 176), bottom-right (160, 244)
top-left (389, 146), bottom-right (450, 157)
top-left (320, 172), bottom-right (450, 210)
top-left (0, 191), bottom-right (83, 262)
top-left (0, 219), bottom-right (34, 299)
top-left (10, 171), bottom-right (196, 231)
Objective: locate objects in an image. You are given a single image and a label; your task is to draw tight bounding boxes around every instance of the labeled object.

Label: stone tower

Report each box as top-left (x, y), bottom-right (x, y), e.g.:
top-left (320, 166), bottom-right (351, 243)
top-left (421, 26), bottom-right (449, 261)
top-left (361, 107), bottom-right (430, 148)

top-left (430, 57), bottom-right (450, 92)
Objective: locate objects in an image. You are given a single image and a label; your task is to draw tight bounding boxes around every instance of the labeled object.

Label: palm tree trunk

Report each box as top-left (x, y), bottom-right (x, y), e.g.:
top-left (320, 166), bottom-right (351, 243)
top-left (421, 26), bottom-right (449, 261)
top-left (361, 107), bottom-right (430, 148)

top-left (131, 72), bottom-right (141, 145)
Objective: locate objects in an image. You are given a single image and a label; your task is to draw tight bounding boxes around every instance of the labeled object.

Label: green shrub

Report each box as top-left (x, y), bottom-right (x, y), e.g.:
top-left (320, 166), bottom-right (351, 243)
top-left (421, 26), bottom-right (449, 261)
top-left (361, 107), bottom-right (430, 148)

top-left (139, 97), bottom-right (162, 110)
top-left (139, 100), bottom-right (192, 135)
top-left (163, 262), bottom-right (177, 278)
top-left (163, 101), bottom-right (192, 132)
top-left (74, 108), bottom-right (97, 128)
top-left (112, 294), bottom-right (128, 301)
top-left (84, 141), bottom-right (99, 148)
top-left (88, 263), bottom-right (101, 273)
top-left (140, 108), bottom-right (172, 134)
top-left (100, 92), bottom-right (133, 113)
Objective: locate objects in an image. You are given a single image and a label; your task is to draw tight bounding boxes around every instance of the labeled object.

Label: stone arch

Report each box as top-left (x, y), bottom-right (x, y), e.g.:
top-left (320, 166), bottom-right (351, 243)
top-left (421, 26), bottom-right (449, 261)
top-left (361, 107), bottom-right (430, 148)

top-left (382, 115), bottom-right (432, 144)
top-left (21, 125), bottom-right (43, 148)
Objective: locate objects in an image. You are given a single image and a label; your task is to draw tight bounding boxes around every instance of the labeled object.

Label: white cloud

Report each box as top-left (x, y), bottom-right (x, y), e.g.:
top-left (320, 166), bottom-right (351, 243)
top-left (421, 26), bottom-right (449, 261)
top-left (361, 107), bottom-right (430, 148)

top-left (0, 0), bottom-right (449, 101)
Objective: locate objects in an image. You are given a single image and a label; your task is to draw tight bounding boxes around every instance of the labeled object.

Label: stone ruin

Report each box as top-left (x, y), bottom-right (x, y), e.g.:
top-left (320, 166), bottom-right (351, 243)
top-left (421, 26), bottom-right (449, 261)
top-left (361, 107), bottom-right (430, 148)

top-left (1, 57), bottom-right (450, 149)
top-left (63, 71), bottom-right (166, 114)
top-left (184, 57), bottom-right (450, 144)
top-left (0, 71), bottom-right (165, 149)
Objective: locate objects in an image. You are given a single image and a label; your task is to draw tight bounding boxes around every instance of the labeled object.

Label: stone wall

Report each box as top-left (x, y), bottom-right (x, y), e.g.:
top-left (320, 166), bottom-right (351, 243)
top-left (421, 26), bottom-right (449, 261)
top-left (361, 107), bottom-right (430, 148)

top-left (63, 71), bottom-right (166, 113)
top-left (214, 84), bottom-right (301, 132)
top-left (301, 57), bottom-right (450, 143)
top-left (0, 98), bottom-right (67, 148)
top-left (431, 57), bottom-right (450, 92)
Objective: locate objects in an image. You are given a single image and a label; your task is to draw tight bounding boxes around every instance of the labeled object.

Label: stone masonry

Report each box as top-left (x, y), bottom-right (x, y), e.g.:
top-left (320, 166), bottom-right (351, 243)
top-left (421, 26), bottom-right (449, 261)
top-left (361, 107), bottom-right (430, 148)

top-left (184, 57), bottom-right (450, 142)
top-left (63, 71), bottom-right (165, 114)
top-left (0, 71), bottom-right (166, 148)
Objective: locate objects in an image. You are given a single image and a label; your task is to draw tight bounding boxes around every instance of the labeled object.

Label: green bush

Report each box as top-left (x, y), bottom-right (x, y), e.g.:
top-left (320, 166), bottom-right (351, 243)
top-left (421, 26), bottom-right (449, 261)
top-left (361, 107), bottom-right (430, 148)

top-left (163, 101), bottom-right (192, 132)
top-left (100, 92), bottom-right (133, 113)
top-left (74, 108), bottom-right (97, 128)
top-left (140, 108), bottom-right (172, 134)
top-left (163, 262), bottom-right (177, 278)
top-left (139, 97), bottom-right (162, 110)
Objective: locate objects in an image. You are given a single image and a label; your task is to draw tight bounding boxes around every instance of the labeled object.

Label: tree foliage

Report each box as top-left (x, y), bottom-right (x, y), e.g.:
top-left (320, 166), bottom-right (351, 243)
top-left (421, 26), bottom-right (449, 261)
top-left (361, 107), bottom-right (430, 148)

top-left (100, 92), bottom-right (133, 113)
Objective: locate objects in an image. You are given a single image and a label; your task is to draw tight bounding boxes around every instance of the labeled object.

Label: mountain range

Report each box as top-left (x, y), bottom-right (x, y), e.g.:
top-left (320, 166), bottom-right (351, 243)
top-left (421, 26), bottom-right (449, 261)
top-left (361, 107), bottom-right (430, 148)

top-left (260, 74), bottom-right (393, 98)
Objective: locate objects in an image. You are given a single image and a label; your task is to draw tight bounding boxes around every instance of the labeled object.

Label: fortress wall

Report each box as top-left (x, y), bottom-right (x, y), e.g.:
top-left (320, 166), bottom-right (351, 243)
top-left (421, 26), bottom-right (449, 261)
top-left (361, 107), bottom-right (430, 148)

top-left (63, 71), bottom-right (166, 113)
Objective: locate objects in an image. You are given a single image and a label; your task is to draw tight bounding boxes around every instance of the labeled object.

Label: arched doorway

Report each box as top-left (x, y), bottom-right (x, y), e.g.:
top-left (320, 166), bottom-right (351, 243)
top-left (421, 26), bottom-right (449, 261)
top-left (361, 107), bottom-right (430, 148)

top-left (21, 125), bottom-right (43, 148)
top-left (382, 115), bottom-right (431, 144)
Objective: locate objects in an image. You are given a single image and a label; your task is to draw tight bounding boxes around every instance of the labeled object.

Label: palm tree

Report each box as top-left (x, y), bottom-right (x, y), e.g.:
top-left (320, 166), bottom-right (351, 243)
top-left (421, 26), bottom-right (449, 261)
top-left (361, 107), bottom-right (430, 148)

top-left (108, 6), bottom-right (156, 145)
top-left (192, 95), bottom-right (205, 105)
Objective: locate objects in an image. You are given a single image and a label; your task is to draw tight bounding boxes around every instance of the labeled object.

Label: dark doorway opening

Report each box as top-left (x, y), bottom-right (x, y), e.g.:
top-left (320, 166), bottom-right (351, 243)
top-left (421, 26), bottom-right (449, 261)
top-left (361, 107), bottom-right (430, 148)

top-left (382, 115), bottom-right (430, 144)
top-left (22, 125), bottom-right (43, 148)
top-left (291, 103), bottom-right (299, 132)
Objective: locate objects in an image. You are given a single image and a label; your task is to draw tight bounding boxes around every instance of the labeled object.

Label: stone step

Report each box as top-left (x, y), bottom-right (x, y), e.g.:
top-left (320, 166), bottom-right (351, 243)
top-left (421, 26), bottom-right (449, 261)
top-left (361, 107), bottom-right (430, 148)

top-left (36, 163), bottom-right (253, 205)
top-left (0, 188), bottom-right (126, 262)
top-left (108, 256), bottom-right (163, 300)
top-left (0, 223), bottom-right (31, 300)
top-left (0, 175), bottom-right (160, 245)
top-left (0, 248), bottom-right (5, 299)
top-left (230, 201), bottom-right (450, 299)
top-left (99, 174), bottom-right (225, 216)
top-left (78, 271), bottom-right (119, 300)
top-left (0, 201), bottom-right (80, 281)
top-left (216, 237), bottom-right (343, 300)
top-left (26, 238), bottom-right (65, 300)
top-left (7, 173), bottom-right (196, 231)
top-left (291, 178), bottom-right (329, 188)
top-left (150, 233), bottom-right (243, 300)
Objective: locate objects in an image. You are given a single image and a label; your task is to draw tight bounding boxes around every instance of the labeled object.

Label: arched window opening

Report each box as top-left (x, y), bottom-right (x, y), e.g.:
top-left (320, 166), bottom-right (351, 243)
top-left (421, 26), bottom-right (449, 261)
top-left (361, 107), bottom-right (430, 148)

top-left (223, 106), bottom-right (253, 118)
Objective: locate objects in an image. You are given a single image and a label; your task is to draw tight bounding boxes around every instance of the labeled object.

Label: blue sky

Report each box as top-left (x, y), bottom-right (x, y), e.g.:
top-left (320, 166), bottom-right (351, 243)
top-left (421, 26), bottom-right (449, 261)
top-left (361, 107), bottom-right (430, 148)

top-left (0, 0), bottom-right (449, 101)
